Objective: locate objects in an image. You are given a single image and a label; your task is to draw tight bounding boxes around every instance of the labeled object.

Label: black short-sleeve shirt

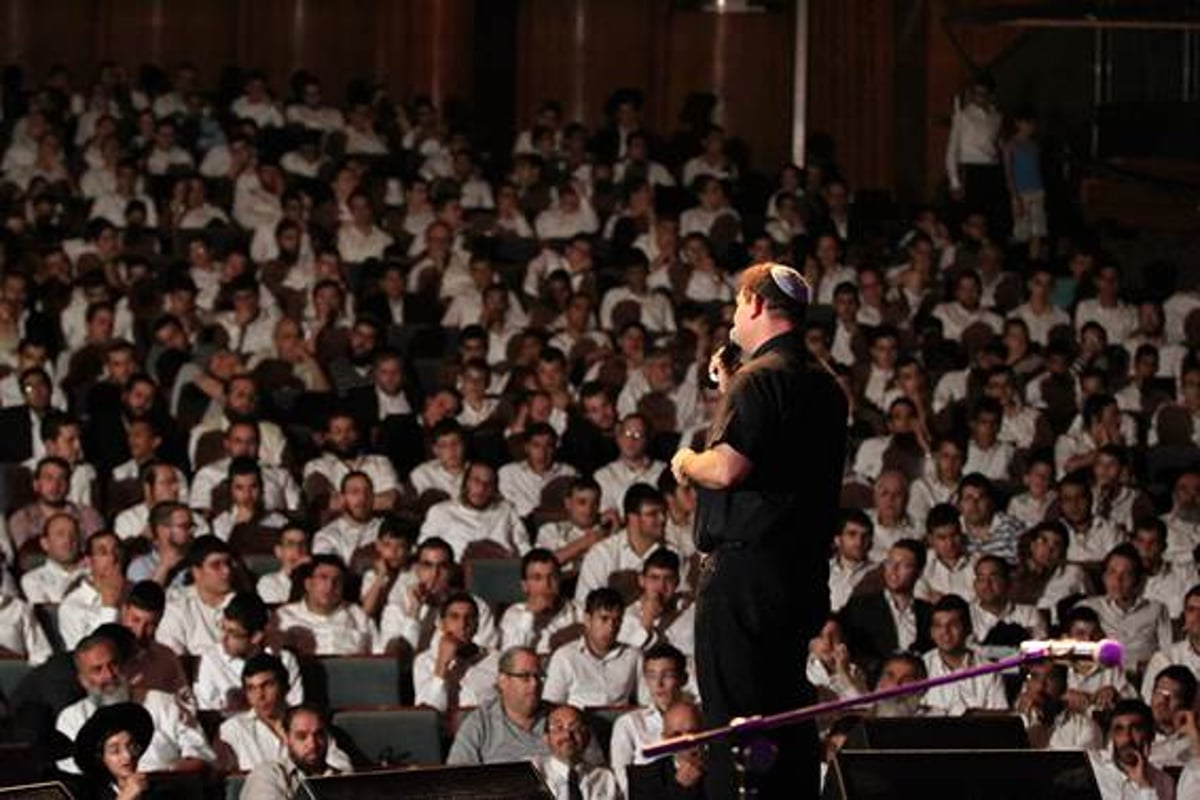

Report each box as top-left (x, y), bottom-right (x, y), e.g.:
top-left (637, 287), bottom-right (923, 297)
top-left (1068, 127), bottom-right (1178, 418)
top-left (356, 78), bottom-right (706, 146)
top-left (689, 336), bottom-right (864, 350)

top-left (696, 332), bottom-right (847, 567)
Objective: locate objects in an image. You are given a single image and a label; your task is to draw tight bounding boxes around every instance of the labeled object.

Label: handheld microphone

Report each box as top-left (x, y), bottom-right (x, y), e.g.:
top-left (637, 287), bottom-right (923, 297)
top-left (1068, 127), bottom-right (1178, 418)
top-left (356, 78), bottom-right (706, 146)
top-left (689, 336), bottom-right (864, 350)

top-left (1018, 639), bottom-right (1124, 669)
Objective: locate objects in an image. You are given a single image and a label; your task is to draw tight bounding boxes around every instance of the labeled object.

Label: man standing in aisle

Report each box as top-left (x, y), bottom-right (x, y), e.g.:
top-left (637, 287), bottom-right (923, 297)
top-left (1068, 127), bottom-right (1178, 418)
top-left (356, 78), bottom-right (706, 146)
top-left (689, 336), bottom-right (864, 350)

top-left (671, 263), bottom-right (847, 798)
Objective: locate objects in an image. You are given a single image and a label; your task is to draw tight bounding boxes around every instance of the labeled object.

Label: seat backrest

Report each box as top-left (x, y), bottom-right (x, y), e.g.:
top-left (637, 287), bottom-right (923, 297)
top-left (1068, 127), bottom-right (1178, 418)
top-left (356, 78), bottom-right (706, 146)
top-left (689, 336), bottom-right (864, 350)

top-left (464, 558), bottom-right (524, 608)
top-left (223, 773), bottom-right (247, 800)
top-left (0, 659), bottom-right (30, 699)
top-left (315, 656), bottom-right (401, 708)
top-left (332, 707), bottom-right (442, 767)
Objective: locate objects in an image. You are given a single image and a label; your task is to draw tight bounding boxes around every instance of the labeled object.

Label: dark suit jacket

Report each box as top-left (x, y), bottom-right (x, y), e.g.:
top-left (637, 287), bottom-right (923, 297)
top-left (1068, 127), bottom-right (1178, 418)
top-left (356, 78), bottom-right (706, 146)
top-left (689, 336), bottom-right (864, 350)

top-left (0, 406), bottom-right (35, 463)
top-left (839, 591), bottom-right (933, 675)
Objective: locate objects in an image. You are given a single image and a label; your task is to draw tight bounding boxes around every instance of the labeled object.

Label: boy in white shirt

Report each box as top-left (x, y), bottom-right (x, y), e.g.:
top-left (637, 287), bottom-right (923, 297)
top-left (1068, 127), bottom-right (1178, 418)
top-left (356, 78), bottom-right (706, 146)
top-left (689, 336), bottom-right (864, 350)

top-left (829, 510), bottom-right (877, 612)
top-left (194, 592), bottom-right (302, 712)
top-left (412, 592), bottom-right (500, 712)
top-left (21, 513), bottom-right (84, 603)
top-left (408, 419), bottom-right (467, 498)
top-left (916, 504), bottom-right (977, 604)
top-left (255, 525), bottom-right (310, 605)
top-left (544, 587), bottom-right (640, 707)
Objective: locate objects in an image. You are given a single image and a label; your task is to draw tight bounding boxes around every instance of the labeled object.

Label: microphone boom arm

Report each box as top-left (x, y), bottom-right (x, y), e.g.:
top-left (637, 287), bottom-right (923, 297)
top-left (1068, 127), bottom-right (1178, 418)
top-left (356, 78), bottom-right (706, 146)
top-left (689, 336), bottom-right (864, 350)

top-left (642, 642), bottom-right (1108, 759)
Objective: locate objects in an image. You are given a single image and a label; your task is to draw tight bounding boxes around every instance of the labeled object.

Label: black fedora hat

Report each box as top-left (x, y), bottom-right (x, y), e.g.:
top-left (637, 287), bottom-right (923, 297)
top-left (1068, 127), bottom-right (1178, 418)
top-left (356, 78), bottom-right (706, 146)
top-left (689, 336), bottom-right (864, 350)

top-left (72, 702), bottom-right (154, 777)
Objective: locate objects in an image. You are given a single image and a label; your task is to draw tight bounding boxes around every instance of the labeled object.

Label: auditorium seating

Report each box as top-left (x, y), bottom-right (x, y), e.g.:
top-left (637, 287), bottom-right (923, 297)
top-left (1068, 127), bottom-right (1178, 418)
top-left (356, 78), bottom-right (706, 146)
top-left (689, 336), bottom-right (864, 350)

top-left (332, 707), bottom-right (442, 767)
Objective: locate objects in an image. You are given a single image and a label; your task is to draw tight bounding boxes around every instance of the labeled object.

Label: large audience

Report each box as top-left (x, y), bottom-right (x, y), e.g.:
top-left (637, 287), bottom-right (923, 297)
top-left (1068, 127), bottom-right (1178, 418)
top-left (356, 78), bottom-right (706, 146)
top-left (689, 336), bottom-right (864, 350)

top-left (0, 61), bottom-right (1198, 799)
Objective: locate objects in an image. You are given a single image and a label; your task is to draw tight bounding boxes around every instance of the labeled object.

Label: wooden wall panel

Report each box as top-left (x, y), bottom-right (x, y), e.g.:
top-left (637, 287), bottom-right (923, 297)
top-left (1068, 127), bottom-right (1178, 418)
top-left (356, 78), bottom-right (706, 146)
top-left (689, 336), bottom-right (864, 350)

top-left (515, 0), bottom-right (793, 170)
top-left (379, 0), bottom-right (475, 110)
top-left (663, 9), bottom-right (793, 173)
top-left (0, 0), bottom-right (470, 109)
top-left (806, 0), bottom-right (896, 190)
top-left (103, 0), bottom-right (239, 87)
top-left (4, 0), bottom-right (99, 82)
top-left (515, 0), bottom-right (656, 131)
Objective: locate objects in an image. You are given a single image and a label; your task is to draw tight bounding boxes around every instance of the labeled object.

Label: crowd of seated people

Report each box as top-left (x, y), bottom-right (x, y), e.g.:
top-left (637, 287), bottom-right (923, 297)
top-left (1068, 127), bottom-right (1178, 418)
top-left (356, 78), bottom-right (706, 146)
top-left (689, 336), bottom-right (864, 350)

top-left (0, 59), bottom-right (1197, 799)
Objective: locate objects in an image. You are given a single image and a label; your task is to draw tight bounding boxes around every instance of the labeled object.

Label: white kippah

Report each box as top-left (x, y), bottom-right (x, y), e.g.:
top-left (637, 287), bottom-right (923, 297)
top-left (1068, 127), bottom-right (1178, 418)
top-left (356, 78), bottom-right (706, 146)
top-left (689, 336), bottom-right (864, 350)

top-left (768, 264), bottom-right (811, 304)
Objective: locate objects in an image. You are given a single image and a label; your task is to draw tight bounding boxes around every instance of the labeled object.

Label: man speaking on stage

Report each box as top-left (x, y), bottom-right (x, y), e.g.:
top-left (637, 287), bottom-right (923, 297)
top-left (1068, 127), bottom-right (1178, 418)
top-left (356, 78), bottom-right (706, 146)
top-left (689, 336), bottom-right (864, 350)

top-left (671, 262), bottom-right (847, 798)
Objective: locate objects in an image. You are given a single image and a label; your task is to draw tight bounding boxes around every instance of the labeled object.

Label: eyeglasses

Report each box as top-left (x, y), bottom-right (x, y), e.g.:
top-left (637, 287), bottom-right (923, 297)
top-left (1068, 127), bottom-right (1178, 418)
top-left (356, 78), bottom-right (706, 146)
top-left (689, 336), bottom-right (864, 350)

top-left (502, 670), bottom-right (544, 681)
top-left (621, 430), bottom-right (645, 440)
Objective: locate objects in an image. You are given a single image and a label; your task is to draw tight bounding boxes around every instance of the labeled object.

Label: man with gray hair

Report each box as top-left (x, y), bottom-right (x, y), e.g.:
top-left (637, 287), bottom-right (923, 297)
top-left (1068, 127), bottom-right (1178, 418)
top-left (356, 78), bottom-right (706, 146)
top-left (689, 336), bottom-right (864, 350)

top-left (55, 626), bottom-right (215, 774)
top-left (447, 645), bottom-right (550, 765)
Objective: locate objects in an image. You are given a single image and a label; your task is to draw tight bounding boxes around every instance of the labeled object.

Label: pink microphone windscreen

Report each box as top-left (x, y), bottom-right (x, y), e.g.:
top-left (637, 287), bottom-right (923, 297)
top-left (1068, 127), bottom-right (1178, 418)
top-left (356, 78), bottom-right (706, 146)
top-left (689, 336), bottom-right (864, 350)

top-left (1096, 639), bottom-right (1124, 669)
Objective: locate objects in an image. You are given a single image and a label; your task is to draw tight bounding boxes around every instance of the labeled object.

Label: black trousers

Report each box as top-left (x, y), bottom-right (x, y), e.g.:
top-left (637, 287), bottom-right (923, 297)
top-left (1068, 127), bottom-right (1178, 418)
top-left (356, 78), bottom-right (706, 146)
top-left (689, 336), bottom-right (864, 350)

top-left (695, 550), bottom-right (821, 799)
top-left (961, 162), bottom-right (1010, 242)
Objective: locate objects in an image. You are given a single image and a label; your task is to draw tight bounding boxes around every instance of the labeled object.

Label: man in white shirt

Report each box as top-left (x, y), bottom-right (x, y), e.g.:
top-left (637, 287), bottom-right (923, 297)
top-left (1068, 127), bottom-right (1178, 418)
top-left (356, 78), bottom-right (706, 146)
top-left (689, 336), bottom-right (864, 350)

top-left (276, 555), bottom-right (382, 656)
top-left (829, 510), bottom-right (878, 612)
top-left (1078, 545), bottom-right (1173, 670)
top-left (0, 594), bottom-right (51, 665)
top-left (338, 190), bottom-right (394, 264)
top-left (962, 398), bottom-right (1015, 483)
top-left (618, 549), bottom-right (695, 657)
top-left (945, 76), bottom-right (1003, 224)
top-left (932, 271), bottom-right (1003, 341)
top-left (58, 530), bottom-right (126, 649)
top-left (600, 256), bottom-right (676, 334)
top-left (217, 653), bottom-right (350, 773)
top-left (420, 462), bottom-right (527, 560)
top-left (921, 595), bottom-right (1008, 716)
top-left (535, 182), bottom-right (599, 241)
top-left (536, 704), bottom-right (621, 800)
top-left (20, 512), bottom-right (84, 603)
top-left (312, 472), bottom-right (383, 566)
top-left (867, 470), bottom-right (920, 563)
top-left (594, 414), bottom-right (666, 516)
top-left (187, 374), bottom-right (288, 468)
top-left (409, 420), bottom-right (467, 498)
top-left (1017, 521), bottom-right (1091, 624)
top-left (194, 593), bottom-right (302, 713)
top-left (156, 537), bottom-right (235, 656)
top-left (1133, 518), bottom-right (1196, 619)
top-left (536, 477), bottom-right (610, 575)
top-left (1057, 473), bottom-right (1124, 565)
top-left (576, 483), bottom-right (673, 604)
top-left (1162, 469), bottom-right (1200, 565)
top-left (378, 537), bottom-right (496, 654)
top-left (499, 549), bottom-right (581, 655)
top-left (916, 504), bottom-right (977, 604)
top-left (56, 630), bottom-right (216, 774)
top-left (114, 459), bottom-right (186, 542)
top-left (851, 400), bottom-right (924, 485)
top-left (1087, 700), bottom-right (1177, 800)
top-left (499, 423), bottom-right (578, 519)
top-left (189, 421), bottom-right (299, 516)
top-left (610, 644), bottom-right (689, 795)
top-left (544, 587), bottom-right (640, 707)
top-left (1076, 264), bottom-right (1138, 345)
top-left (1056, 394), bottom-right (1125, 477)
top-left (1144, 666), bottom-right (1196, 769)
top-left (412, 592), bottom-right (500, 712)
top-left (969, 555), bottom-right (1046, 646)
top-left (1141, 586), bottom-right (1200, 702)
top-left (304, 412), bottom-right (400, 512)
top-left (215, 277), bottom-right (279, 362)
top-left (1009, 265), bottom-right (1071, 346)
top-left (32, 412), bottom-right (97, 508)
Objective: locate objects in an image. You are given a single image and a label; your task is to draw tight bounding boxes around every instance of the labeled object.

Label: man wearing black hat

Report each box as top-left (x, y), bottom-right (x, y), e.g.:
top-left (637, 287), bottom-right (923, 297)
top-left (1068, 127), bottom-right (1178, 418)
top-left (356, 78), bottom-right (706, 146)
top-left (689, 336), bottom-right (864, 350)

top-left (55, 629), bottom-right (215, 774)
top-left (671, 263), bottom-right (847, 798)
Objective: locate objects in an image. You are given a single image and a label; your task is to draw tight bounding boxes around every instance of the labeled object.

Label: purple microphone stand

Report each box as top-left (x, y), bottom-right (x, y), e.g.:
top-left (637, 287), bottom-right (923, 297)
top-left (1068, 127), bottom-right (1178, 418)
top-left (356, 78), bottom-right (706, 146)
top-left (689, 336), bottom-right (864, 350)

top-left (642, 640), bottom-right (1123, 799)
